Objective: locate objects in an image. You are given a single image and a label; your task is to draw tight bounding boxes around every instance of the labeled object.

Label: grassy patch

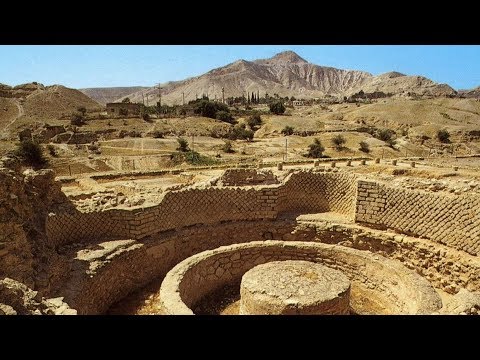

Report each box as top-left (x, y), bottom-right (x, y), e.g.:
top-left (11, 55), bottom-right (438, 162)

top-left (170, 150), bottom-right (218, 166)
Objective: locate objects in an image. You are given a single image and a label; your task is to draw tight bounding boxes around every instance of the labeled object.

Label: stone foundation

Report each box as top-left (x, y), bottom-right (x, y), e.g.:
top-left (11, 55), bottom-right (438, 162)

top-left (239, 260), bottom-right (350, 315)
top-left (159, 241), bottom-right (442, 315)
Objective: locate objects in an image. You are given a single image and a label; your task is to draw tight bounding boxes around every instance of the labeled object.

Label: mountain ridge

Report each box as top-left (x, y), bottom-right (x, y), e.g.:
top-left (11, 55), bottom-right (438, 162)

top-left (78, 51), bottom-right (458, 105)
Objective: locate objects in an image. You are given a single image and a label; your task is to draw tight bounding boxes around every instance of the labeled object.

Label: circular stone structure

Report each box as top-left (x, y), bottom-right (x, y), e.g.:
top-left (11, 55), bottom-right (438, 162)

top-left (239, 260), bottom-right (351, 315)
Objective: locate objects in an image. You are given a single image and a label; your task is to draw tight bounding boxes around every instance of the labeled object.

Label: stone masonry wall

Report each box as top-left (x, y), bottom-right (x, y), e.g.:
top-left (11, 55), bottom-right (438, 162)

top-left (356, 180), bottom-right (480, 256)
top-left (279, 171), bottom-right (357, 218)
top-left (160, 241), bottom-right (441, 315)
top-left (62, 219), bottom-right (309, 314)
top-left (219, 169), bottom-right (279, 186)
top-left (46, 171), bottom-right (358, 246)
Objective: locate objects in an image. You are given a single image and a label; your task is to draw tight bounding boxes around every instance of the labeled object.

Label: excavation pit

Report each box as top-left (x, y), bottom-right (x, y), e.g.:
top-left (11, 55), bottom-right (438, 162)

top-left (239, 260), bottom-right (351, 315)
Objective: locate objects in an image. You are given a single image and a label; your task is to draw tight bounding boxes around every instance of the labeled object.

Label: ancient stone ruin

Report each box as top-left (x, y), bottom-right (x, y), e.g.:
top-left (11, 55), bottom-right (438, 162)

top-left (1, 156), bottom-right (480, 315)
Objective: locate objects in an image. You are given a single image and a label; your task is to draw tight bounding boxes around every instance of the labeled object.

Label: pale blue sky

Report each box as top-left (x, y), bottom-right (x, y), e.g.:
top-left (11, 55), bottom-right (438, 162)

top-left (0, 45), bottom-right (479, 90)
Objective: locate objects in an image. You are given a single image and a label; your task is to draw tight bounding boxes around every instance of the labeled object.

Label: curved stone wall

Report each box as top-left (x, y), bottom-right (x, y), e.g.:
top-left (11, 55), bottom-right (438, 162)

top-left (46, 170), bottom-right (358, 246)
top-left (159, 241), bottom-right (442, 315)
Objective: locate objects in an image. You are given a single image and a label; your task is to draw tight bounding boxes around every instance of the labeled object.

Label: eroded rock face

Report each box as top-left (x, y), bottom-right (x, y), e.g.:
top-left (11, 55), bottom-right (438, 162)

top-left (0, 156), bottom-right (70, 292)
top-left (240, 260), bottom-right (351, 315)
top-left (0, 278), bottom-right (76, 315)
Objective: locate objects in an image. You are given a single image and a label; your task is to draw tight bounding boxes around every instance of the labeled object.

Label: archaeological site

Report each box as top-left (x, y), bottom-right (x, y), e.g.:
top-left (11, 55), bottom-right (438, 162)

top-left (1, 47), bottom-right (480, 315)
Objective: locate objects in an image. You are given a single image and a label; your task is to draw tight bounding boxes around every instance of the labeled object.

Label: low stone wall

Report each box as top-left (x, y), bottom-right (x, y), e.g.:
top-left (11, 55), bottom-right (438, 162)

top-left (159, 241), bottom-right (442, 315)
top-left (46, 170), bottom-right (358, 246)
top-left (58, 219), bottom-right (307, 314)
top-left (279, 171), bottom-right (357, 218)
top-left (219, 169), bottom-right (279, 186)
top-left (356, 180), bottom-right (480, 256)
top-left (295, 219), bottom-right (480, 294)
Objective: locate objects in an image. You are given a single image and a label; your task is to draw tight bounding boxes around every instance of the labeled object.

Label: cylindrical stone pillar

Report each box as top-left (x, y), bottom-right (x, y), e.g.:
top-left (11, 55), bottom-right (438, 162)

top-left (240, 261), bottom-right (351, 315)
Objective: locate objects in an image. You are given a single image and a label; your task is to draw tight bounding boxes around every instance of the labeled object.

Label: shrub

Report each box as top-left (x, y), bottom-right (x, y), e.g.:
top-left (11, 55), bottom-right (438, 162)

top-left (71, 112), bottom-right (85, 126)
top-left (216, 110), bottom-right (234, 124)
top-left (142, 113), bottom-right (151, 122)
top-left (269, 101), bottom-right (286, 115)
top-left (222, 140), bottom-right (235, 153)
top-left (14, 139), bottom-right (48, 168)
top-left (281, 126), bottom-right (294, 136)
top-left (77, 106), bottom-right (87, 115)
top-left (247, 113), bottom-right (262, 129)
top-left (228, 124), bottom-right (254, 141)
top-left (359, 141), bottom-right (370, 153)
top-left (306, 138), bottom-right (325, 158)
top-left (47, 144), bottom-right (57, 157)
top-left (375, 128), bottom-right (397, 148)
top-left (122, 97), bottom-right (131, 103)
top-left (177, 137), bottom-right (190, 152)
top-left (331, 134), bottom-right (346, 150)
top-left (376, 128), bottom-right (395, 142)
top-left (437, 129), bottom-right (450, 143)
top-left (152, 131), bottom-right (165, 139)
top-left (193, 100), bottom-right (231, 120)
top-left (170, 150), bottom-right (217, 166)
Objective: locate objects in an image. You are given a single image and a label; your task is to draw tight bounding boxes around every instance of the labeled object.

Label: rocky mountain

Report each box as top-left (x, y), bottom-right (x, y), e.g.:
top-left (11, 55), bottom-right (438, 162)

top-left (458, 86), bottom-right (480, 98)
top-left (120, 51), bottom-right (373, 105)
top-left (80, 51), bottom-right (457, 105)
top-left (80, 86), bottom-right (149, 105)
top-left (347, 71), bottom-right (456, 97)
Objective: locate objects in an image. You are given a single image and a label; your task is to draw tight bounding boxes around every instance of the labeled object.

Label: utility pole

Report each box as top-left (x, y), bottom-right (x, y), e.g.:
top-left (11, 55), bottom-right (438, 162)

top-left (142, 92), bottom-right (145, 106)
top-left (222, 87), bottom-right (225, 104)
top-left (182, 92), bottom-right (185, 106)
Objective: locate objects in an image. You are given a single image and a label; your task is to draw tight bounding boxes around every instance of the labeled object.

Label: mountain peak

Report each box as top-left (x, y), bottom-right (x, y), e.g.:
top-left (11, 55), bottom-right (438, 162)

top-left (270, 51), bottom-right (307, 63)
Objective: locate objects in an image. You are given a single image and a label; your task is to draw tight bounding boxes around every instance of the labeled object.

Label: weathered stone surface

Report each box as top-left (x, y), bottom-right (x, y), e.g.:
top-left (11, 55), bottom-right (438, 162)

top-left (240, 260), bottom-right (350, 315)
top-left (159, 240), bottom-right (442, 315)
top-left (0, 278), bottom-right (76, 315)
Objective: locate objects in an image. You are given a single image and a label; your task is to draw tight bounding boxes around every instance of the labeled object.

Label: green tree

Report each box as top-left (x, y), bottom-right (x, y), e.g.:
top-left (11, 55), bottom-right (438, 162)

top-left (247, 113), bottom-right (262, 129)
top-left (359, 141), bottom-right (370, 153)
top-left (176, 137), bottom-right (190, 152)
top-left (216, 110), bottom-right (234, 124)
top-left (306, 138), bottom-right (325, 158)
top-left (269, 101), bottom-right (286, 115)
top-left (281, 125), bottom-right (294, 136)
top-left (228, 124), bottom-right (254, 141)
top-left (437, 129), bottom-right (450, 143)
top-left (193, 99), bottom-right (230, 119)
top-left (376, 128), bottom-right (396, 148)
top-left (14, 139), bottom-right (48, 168)
top-left (331, 134), bottom-right (346, 150)
top-left (376, 128), bottom-right (395, 142)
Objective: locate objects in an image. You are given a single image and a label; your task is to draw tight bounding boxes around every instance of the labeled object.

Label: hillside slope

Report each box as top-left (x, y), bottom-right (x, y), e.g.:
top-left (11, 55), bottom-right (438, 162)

top-left (116, 51), bottom-right (456, 105)
top-left (80, 86), bottom-right (149, 104)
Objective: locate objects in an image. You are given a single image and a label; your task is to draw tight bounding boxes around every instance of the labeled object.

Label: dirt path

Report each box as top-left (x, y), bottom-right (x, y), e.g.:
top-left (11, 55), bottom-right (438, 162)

top-left (1, 99), bottom-right (24, 138)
